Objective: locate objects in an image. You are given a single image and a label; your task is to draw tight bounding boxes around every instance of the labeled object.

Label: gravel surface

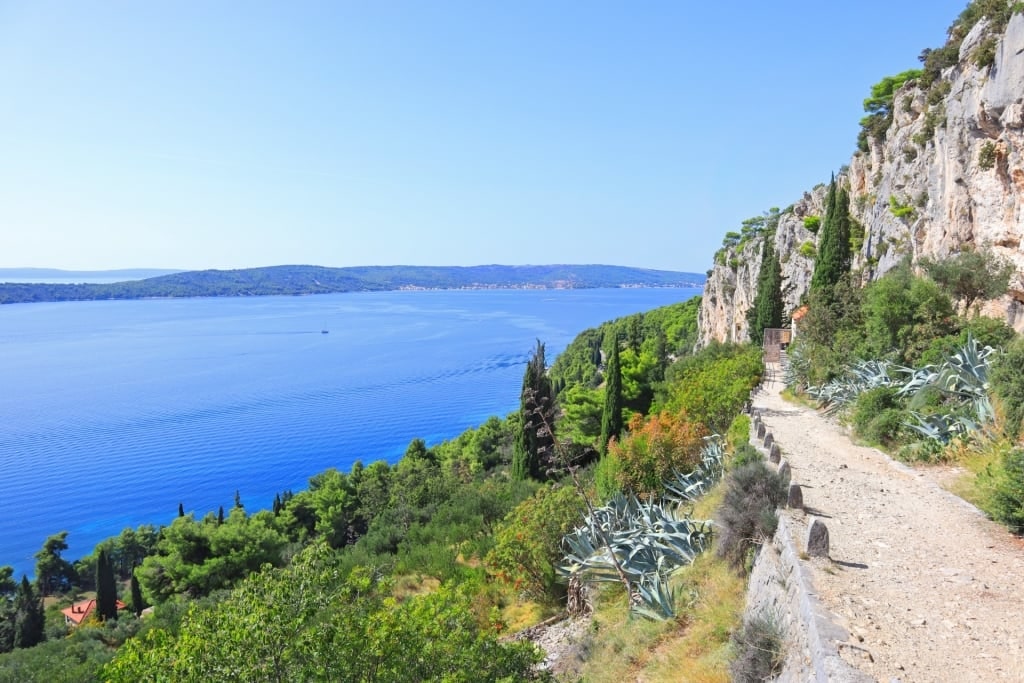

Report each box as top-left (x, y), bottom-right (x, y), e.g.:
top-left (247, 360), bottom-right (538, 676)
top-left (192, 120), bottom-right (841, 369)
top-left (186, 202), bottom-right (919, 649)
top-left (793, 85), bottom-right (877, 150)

top-left (754, 379), bottom-right (1024, 682)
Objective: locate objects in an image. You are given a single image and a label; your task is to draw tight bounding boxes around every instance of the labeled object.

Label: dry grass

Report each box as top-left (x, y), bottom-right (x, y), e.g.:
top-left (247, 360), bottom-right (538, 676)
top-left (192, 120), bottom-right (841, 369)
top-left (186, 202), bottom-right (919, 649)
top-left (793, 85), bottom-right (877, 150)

top-left (942, 438), bottom-right (1005, 510)
top-left (502, 598), bottom-right (551, 632)
top-left (391, 574), bottom-right (440, 601)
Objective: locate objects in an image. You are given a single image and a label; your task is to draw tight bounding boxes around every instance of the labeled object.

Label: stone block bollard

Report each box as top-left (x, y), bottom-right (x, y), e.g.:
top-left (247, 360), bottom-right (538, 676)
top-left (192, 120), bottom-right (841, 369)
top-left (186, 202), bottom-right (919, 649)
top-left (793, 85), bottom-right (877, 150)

top-left (806, 517), bottom-right (829, 557)
top-left (769, 442), bottom-right (781, 463)
top-left (756, 422), bottom-right (766, 439)
top-left (777, 459), bottom-right (791, 484)
top-left (787, 483), bottom-right (803, 509)
top-left (763, 432), bottom-right (774, 450)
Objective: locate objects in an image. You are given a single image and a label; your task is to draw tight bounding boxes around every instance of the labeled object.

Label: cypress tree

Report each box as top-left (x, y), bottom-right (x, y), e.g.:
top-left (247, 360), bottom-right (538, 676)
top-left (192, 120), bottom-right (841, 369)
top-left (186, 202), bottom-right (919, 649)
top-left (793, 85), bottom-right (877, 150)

top-left (748, 235), bottom-right (784, 344)
top-left (95, 549), bottom-right (118, 621)
top-left (130, 569), bottom-right (144, 617)
top-left (178, 502), bottom-right (184, 517)
top-left (599, 339), bottom-right (623, 455)
top-left (810, 174), bottom-right (852, 296)
top-left (234, 490), bottom-right (243, 509)
top-left (13, 576), bottom-right (43, 649)
top-left (512, 340), bottom-right (555, 479)
top-left (835, 186), bottom-right (852, 274)
top-left (217, 505), bottom-right (225, 525)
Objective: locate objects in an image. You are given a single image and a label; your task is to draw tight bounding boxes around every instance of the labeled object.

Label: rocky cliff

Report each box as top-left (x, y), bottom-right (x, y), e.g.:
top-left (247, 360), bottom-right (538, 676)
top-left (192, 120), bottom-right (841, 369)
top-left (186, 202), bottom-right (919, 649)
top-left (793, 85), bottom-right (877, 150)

top-left (698, 10), bottom-right (1024, 346)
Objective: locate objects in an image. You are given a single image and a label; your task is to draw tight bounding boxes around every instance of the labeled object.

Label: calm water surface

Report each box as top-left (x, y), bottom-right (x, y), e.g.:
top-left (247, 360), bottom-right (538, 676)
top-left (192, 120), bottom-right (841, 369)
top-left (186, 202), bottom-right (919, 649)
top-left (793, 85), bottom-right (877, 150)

top-left (0, 288), bottom-right (697, 576)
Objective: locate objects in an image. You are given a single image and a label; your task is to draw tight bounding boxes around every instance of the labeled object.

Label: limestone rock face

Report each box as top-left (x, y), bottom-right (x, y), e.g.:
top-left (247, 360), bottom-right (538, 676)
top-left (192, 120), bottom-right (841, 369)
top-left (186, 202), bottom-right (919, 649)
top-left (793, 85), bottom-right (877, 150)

top-left (698, 13), bottom-right (1024, 346)
top-left (697, 190), bottom-right (821, 344)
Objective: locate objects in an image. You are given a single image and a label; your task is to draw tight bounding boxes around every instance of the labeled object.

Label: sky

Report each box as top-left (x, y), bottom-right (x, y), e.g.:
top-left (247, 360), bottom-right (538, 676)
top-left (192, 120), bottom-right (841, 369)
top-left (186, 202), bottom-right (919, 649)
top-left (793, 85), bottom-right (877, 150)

top-left (0, 1), bottom-right (969, 273)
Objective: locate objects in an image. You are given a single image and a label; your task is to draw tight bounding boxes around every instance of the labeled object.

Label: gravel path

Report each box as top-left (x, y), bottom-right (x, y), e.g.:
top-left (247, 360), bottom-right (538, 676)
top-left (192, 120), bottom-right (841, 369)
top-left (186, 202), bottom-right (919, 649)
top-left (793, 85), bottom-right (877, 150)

top-left (754, 378), bottom-right (1024, 682)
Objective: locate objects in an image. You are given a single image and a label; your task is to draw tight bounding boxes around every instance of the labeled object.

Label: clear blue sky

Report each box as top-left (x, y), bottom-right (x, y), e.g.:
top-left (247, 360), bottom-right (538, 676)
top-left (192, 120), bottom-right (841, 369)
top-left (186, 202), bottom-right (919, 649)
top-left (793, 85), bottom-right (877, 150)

top-left (0, 1), bottom-right (968, 272)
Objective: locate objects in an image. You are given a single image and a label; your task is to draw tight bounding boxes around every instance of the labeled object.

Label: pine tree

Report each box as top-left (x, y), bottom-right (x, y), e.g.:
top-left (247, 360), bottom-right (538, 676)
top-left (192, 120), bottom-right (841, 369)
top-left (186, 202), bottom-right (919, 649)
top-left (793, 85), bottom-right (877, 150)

top-left (512, 340), bottom-right (555, 480)
top-left (13, 576), bottom-right (43, 649)
top-left (130, 569), bottom-right (145, 617)
top-left (599, 339), bottom-right (623, 455)
top-left (95, 549), bottom-right (118, 621)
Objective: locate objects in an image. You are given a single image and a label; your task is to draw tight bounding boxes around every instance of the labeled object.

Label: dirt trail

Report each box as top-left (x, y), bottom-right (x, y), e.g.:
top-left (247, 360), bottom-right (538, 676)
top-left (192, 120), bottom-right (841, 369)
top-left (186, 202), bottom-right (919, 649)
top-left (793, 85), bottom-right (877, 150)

top-left (754, 377), bottom-right (1024, 682)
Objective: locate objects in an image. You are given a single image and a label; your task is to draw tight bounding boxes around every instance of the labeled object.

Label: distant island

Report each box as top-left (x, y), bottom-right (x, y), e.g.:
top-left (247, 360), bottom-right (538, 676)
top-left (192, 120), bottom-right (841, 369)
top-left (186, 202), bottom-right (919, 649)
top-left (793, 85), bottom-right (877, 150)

top-left (0, 264), bottom-right (705, 304)
top-left (0, 267), bottom-right (184, 281)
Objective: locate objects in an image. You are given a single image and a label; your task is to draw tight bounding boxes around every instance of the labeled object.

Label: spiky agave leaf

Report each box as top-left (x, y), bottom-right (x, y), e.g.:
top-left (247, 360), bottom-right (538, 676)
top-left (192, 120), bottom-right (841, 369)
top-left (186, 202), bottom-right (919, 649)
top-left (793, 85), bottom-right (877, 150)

top-left (560, 440), bottom-right (721, 620)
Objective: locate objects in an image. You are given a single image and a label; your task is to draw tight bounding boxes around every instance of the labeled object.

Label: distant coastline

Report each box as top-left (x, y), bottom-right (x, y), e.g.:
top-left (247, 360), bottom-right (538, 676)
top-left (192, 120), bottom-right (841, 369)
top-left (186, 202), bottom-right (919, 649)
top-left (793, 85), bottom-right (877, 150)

top-left (0, 264), bottom-right (706, 305)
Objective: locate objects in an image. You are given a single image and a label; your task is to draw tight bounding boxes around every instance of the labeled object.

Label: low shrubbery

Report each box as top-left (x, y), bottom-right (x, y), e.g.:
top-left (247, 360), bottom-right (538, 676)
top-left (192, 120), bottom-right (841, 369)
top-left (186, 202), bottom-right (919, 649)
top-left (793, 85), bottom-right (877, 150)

top-left (716, 461), bottom-right (789, 572)
top-left (730, 613), bottom-right (785, 682)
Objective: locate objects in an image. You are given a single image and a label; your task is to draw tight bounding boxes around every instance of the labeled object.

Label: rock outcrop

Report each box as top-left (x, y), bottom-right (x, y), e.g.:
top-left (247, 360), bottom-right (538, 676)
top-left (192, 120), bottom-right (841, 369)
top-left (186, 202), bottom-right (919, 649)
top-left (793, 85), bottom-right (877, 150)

top-left (699, 11), bottom-right (1024, 346)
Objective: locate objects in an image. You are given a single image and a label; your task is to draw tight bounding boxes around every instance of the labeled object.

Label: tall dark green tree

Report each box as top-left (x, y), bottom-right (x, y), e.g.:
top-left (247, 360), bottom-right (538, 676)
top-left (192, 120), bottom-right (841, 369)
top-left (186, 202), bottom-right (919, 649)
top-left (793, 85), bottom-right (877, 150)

top-left (512, 340), bottom-right (555, 480)
top-left (836, 186), bottom-right (852, 273)
top-left (130, 569), bottom-right (145, 617)
top-left (0, 566), bottom-right (16, 653)
top-left (747, 235), bottom-right (784, 345)
top-left (599, 339), bottom-right (624, 455)
top-left (95, 548), bottom-right (118, 621)
top-left (13, 576), bottom-right (44, 649)
top-left (810, 174), bottom-right (852, 296)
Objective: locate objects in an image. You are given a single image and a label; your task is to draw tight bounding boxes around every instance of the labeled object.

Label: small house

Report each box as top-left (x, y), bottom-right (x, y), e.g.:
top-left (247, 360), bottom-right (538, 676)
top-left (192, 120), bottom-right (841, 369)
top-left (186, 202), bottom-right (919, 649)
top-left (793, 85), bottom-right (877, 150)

top-left (61, 598), bottom-right (127, 626)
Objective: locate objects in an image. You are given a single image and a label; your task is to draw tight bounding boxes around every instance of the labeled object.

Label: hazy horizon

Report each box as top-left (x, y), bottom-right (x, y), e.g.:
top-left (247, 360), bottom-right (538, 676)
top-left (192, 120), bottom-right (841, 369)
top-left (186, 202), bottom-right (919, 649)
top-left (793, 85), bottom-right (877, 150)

top-left (2, 1), bottom-right (966, 272)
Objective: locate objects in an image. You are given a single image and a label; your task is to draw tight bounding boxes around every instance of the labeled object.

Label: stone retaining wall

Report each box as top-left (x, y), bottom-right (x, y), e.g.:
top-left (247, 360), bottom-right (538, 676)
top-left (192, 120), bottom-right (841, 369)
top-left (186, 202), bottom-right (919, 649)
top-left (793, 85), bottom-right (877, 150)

top-left (743, 408), bottom-right (871, 682)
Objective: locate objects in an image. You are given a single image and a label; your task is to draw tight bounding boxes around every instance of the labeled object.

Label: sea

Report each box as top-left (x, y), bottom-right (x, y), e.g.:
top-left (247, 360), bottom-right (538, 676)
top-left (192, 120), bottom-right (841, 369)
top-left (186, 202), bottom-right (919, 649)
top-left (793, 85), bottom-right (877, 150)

top-left (0, 287), bottom-right (699, 578)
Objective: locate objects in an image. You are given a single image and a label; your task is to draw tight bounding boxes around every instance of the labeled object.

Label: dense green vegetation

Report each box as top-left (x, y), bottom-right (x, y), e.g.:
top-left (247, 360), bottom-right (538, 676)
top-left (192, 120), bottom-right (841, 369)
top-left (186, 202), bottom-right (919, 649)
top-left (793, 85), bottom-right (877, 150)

top-left (0, 264), bottom-right (705, 304)
top-left (788, 237), bottom-right (1024, 537)
top-left (1, 292), bottom-right (772, 681)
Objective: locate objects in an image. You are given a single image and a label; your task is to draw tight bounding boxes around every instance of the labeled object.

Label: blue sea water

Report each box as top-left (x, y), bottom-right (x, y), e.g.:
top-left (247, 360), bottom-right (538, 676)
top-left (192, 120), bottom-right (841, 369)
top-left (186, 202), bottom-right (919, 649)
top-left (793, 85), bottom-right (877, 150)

top-left (0, 287), bottom-right (698, 577)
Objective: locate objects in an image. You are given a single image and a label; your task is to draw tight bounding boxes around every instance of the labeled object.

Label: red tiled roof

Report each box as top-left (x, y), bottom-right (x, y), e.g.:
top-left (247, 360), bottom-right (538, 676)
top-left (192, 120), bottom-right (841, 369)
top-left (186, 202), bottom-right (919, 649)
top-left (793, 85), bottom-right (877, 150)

top-left (61, 598), bottom-right (127, 625)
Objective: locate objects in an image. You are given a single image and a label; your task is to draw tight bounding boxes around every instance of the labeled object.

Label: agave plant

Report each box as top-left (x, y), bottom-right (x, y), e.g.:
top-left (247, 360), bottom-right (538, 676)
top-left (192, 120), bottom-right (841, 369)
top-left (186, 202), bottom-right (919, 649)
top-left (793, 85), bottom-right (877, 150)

top-left (560, 436), bottom-right (722, 619)
top-left (663, 435), bottom-right (726, 506)
top-left (898, 335), bottom-right (998, 441)
top-left (806, 359), bottom-right (897, 415)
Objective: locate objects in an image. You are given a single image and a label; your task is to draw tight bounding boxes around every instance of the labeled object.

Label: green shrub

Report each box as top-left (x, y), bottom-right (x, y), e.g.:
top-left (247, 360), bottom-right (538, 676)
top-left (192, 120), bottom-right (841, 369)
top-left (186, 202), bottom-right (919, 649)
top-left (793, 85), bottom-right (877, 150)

top-left (850, 217), bottom-right (865, 252)
top-left (659, 344), bottom-right (763, 435)
top-left (927, 80), bottom-right (951, 106)
top-left (802, 216), bottom-right (821, 233)
top-left (715, 461), bottom-right (788, 572)
top-left (888, 195), bottom-right (916, 219)
top-left (798, 241), bottom-right (816, 259)
top-left (726, 414), bottom-right (751, 452)
top-left (919, 317), bottom-right (1015, 366)
top-left (485, 484), bottom-right (585, 601)
top-left (991, 336), bottom-right (1024, 440)
top-left (594, 452), bottom-right (623, 501)
top-left (984, 446), bottom-right (1024, 533)
top-left (859, 265), bottom-right (956, 365)
top-left (972, 35), bottom-right (998, 69)
top-left (730, 613), bottom-right (785, 682)
top-left (864, 409), bottom-right (910, 448)
top-left (852, 387), bottom-right (900, 434)
top-left (851, 387), bottom-right (911, 448)
top-left (978, 141), bottom-right (997, 170)
top-left (730, 443), bottom-right (762, 471)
